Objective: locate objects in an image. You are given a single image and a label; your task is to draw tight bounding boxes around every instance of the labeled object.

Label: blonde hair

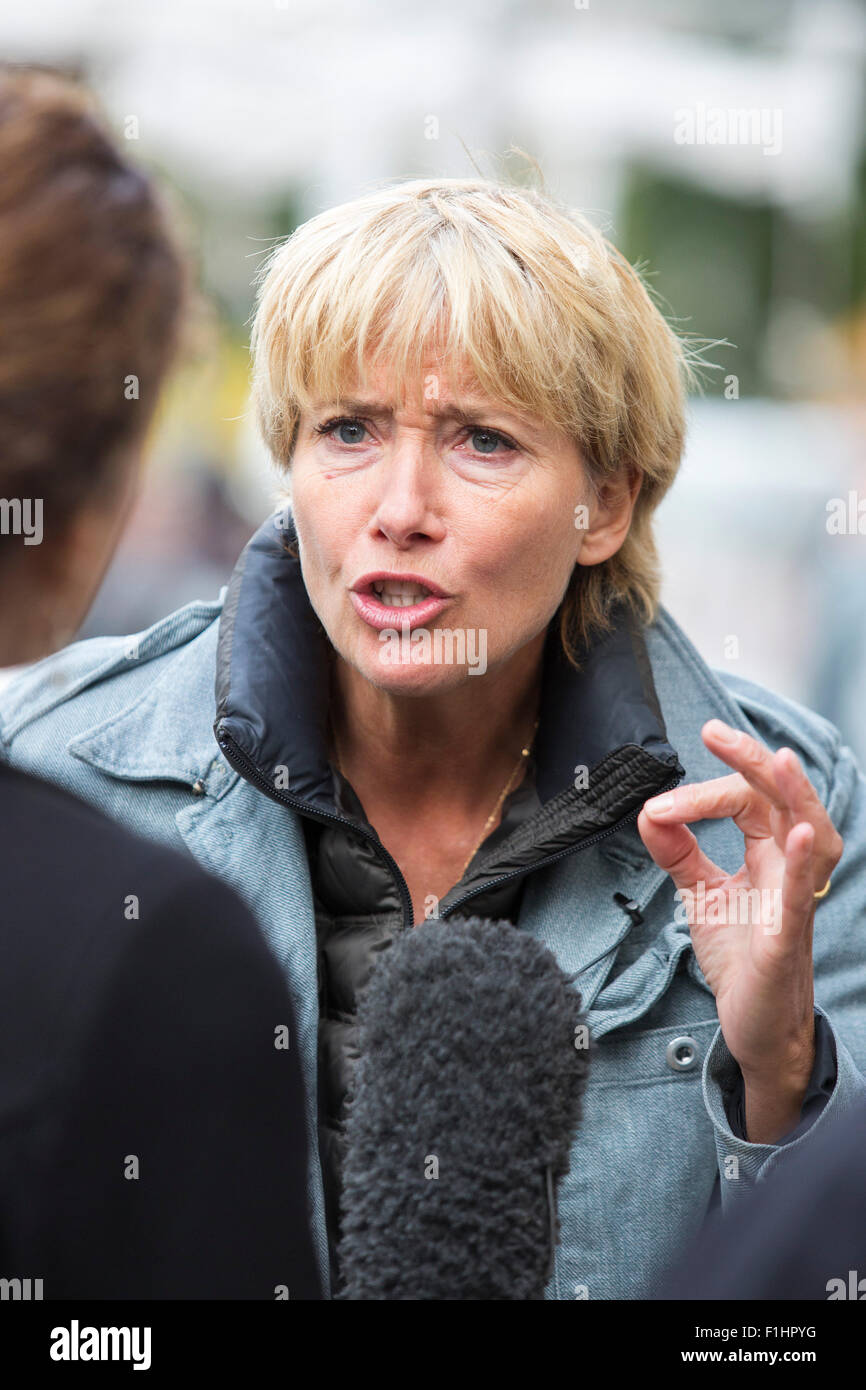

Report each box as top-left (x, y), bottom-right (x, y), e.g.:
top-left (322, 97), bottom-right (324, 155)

top-left (250, 177), bottom-right (698, 665)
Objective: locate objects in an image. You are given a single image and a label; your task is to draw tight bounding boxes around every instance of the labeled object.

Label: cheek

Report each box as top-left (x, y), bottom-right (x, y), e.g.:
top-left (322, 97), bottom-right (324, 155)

top-left (288, 514), bottom-right (338, 627)
top-left (465, 496), bottom-right (578, 607)
top-left (290, 473), bottom-right (349, 580)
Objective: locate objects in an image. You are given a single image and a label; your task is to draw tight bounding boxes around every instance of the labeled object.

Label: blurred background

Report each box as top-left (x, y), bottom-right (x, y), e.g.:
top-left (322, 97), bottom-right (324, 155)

top-left (2, 0), bottom-right (864, 757)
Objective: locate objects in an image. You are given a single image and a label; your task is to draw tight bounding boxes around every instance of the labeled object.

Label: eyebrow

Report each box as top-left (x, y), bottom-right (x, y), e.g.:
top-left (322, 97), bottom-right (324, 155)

top-left (310, 396), bottom-right (544, 436)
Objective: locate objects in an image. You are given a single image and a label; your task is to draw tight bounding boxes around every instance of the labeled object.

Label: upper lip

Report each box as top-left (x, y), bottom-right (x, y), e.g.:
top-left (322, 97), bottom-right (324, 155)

top-left (351, 571), bottom-right (450, 599)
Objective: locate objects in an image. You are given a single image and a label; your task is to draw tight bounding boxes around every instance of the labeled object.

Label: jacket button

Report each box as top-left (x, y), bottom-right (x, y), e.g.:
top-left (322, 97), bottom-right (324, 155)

top-left (665, 1035), bottom-right (699, 1072)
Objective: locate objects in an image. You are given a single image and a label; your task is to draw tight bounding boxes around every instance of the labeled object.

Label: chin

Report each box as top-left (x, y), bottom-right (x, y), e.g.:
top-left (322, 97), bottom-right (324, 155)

top-left (344, 631), bottom-right (491, 694)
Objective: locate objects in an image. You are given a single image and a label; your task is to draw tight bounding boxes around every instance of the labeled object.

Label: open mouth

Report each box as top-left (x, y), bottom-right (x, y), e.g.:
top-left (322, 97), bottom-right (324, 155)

top-left (368, 580), bottom-right (434, 607)
top-left (350, 574), bottom-right (451, 630)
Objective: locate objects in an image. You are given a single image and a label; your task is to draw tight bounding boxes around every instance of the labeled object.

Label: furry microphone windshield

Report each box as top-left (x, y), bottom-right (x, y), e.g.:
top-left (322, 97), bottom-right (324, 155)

top-left (336, 914), bottom-right (590, 1300)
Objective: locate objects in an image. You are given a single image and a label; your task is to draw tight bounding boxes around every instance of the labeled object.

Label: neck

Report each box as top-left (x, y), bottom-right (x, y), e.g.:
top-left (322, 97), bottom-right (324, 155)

top-left (329, 630), bottom-right (546, 818)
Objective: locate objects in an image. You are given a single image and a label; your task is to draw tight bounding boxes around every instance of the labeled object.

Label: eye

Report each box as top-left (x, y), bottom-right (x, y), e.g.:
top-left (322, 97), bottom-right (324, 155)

top-left (315, 416), bottom-right (369, 446)
top-left (465, 426), bottom-right (517, 457)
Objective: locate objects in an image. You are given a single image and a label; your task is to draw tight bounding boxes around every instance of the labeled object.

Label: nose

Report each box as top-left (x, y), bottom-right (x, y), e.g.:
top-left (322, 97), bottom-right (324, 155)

top-left (367, 427), bottom-right (445, 550)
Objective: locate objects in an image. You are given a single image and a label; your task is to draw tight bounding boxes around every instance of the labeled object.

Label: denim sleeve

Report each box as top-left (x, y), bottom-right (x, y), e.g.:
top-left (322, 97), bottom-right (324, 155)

top-left (722, 1009), bottom-right (838, 1144)
top-left (702, 999), bottom-right (866, 1214)
top-left (701, 724), bottom-right (866, 1210)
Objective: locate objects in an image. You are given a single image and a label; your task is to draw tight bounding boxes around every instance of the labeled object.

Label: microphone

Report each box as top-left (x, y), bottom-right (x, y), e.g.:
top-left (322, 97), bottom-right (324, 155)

top-left (336, 914), bottom-right (590, 1300)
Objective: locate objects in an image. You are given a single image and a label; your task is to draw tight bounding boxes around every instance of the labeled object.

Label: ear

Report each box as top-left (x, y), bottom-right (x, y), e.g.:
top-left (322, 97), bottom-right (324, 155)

top-left (576, 465), bottom-right (641, 567)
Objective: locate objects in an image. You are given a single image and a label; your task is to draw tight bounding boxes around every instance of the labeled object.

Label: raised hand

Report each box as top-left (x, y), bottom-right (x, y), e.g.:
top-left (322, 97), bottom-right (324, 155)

top-left (637, 718), bottom-right (844, 1142)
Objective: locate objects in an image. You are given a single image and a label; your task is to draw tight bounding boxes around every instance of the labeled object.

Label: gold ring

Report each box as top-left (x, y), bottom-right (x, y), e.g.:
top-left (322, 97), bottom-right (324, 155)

top-left (813, 878), bottom-right (831, 901)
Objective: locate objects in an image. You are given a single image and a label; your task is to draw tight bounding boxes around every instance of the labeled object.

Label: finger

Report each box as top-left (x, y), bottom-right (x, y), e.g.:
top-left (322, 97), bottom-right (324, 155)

top-left (636, 808), bottom-right (726, 895)
top-left (701, 720), bottom-right (791, 813)
top-left (772, 747), bottom-right (823, 817)
top-left (775, 822), bottom-right (817, 946)
top-left (643, 772), bottom-right (770, 835)
top-left (773, 747), bottom-right (844, 867)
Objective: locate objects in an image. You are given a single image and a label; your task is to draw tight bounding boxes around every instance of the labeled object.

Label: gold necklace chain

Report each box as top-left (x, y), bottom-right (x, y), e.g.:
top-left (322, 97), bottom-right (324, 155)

top-left (456, 716), bottom-right (540, 880)
top-left (331, 715), bottom-right (541, 884)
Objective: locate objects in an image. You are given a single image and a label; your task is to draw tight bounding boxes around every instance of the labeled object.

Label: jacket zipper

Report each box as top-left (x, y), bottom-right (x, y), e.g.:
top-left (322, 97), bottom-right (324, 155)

top-left (440, 767), bottom-right (683, 920)
top-left (216, 721), bottom-right (682, 932)
top-left (216, 726), bottom-right (415, 927)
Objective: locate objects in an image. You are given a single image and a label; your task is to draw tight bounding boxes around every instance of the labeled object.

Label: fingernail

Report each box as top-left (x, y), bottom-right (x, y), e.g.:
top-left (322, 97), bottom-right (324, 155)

top-left (707, 720), bottom-right (739, 744)
top-left (645, 794), bottom-right (674, 816)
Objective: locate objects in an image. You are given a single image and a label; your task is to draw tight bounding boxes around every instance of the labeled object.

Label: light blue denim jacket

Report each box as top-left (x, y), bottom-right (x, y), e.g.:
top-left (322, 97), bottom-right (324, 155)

top-left (2, 588), bottom-right (865, 1300)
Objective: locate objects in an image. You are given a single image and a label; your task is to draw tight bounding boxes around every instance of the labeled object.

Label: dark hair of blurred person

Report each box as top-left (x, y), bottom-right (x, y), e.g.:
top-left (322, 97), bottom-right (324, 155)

top-left (0, 65), bottom-right (322, 1299)
top-left (0, 64), bottom-right (184, 662)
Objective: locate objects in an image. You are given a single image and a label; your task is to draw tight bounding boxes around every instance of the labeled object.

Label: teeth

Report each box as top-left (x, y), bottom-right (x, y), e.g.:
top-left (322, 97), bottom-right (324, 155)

top-left (371, 580), bottom-right (431, 606)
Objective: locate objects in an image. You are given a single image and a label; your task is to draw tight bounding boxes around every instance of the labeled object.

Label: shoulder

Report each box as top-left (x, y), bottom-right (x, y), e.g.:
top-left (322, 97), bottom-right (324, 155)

top-left (0, 758), bottom-right (274, 1097)
top-left (0, 753), bottom-right (254, 964)
top-left (0, 596), bottom-right (222, 748)
top-left (712, 669), bottom-right (844, 796)
top-left (647, 605), bottom-right (848, 806)
top-left (0, 758), bottom-right (204, 889)
top-left (0, 598), bottom-right (225, 825)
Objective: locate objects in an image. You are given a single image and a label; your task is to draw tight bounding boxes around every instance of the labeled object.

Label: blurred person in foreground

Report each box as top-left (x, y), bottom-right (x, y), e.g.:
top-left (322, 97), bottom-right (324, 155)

top-left (2, 166), bottom-right (865, 1301)
top-left (0, 66), bottom-right (320, 1299)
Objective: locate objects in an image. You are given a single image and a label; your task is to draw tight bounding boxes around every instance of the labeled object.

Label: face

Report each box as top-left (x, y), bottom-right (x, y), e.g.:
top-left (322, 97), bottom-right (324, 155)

top-left (289, 356), bottom-right (635, 695)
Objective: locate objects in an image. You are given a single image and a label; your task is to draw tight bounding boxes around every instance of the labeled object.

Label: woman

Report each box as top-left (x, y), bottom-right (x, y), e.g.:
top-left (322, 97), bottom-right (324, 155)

top-left (2, 175), bottom-right (864, 1300)
top-left (0, 66), bottom-right (320, 1299)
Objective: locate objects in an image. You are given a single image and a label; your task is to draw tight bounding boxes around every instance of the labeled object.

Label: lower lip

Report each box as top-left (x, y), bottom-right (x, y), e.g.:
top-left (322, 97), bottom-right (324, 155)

top-left (350, 590), bottom-right (451, 630)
